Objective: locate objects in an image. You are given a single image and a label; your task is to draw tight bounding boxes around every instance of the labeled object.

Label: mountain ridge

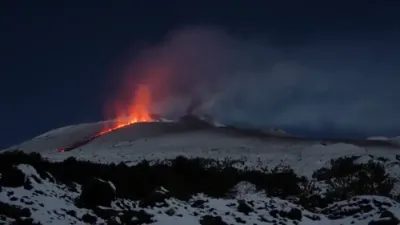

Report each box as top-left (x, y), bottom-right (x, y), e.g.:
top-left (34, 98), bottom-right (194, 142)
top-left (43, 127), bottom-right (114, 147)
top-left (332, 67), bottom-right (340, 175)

top-left (2, 116), bottom-right (400, 224)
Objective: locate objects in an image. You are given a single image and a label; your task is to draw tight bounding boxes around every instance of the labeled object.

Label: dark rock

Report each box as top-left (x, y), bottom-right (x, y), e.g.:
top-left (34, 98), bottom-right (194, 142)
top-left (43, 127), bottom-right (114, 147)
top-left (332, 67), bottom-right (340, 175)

top-left (93, 207), bottom-right (118, 220)
top-left (191, 200), bottom-right (207, 208)
top-left (165, 208), bottom-right (175, 216)
top-left (119, 210), bottom-right (154, 225)
top-left (0, 202), bottom-right (31, 220)
top-left (11, 217), bottom-right (41, 225)
top-left (268, 208), bottom-right (303, 221)
top-left (107, 218), bottom-right (121, 225)
top-left (65, 210), bottom-right (77, 218)
top-left (20, 208), bottom-right (31, 217)
top-left (0, 166), bottom-right (25, 187)
top-left (234, 217), bottom-right (246, 224)
top-left (360, 199), bottom-right (371, 204)
top-left (369, 219), bottom-right (399, 225)
top-left (67, 184), bottom-right (79, 193)
top-left (24, 201), bottom-right (34, 206)
top-left (380, 210), bottom-right (396, 219)
top-left (286, 208), bottom-right (302, 221)
top-left (269, 210), bottom-right (279, 218)
top-left (237, 200), bottom-right (253, 215)
top-left (23, 180), bottom-right (34, 190)
top-left (77, 178), bottom-right (116, 208)
top-left (33, 190), bottom-right (45, 196)
top-left (138, 187), bottom-right (170, 208)
top-left (200, 215), bottom-right (229, 225)
top-left (82, 213), bottom-right (97, 224)
top-left (369, 210), bottom-right (399, 225)
top-left (258, 216), bottom-right (271, 223)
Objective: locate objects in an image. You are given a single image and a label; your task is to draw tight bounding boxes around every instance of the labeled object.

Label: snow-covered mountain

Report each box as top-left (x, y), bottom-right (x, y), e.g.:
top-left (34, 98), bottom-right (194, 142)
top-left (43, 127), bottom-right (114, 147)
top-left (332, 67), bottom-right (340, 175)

top-left (367, 136), bottom-right (400, 147)
top-left (2, 116), bottom-right (400, 224)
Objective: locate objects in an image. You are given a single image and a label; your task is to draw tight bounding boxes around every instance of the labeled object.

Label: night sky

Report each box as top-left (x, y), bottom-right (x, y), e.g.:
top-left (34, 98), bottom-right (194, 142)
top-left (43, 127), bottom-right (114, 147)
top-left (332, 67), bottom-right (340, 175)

top-left (1, 1), bottom-right (400, 148)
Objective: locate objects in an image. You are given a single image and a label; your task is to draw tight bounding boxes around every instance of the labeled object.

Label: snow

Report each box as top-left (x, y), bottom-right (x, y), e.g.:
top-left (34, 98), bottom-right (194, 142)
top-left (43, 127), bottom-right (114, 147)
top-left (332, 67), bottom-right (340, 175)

top-left (16, 164), bottom-right (40, 177)
top-left (366, 136), bottom-right (400, 147)
top-left (391, 136), bottom-right (400, 145)
top-left (96, 178), bottom-right (116, 192)
top-left (230, 181), bottom-right (261, 198)
top-left (4, 120), bottom-right (400, 180)
top-left (264, 128), bottom-right (297, 137)
top-left (0, 164), bottom-right (102, 225)
top-left (3, 120), bottom-right (400, 224)
top-left (3, 167), bottom-right (345, 224)
top-left (367, 136), bottom-right (390, 141)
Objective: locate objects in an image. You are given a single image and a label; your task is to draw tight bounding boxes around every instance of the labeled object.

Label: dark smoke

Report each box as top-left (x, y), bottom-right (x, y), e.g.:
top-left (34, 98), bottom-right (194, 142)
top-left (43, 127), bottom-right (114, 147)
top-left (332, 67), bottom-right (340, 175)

top-left (186, 95), bottom-right (203, 115)
top-left (118, 26), bottom-right (400, 138)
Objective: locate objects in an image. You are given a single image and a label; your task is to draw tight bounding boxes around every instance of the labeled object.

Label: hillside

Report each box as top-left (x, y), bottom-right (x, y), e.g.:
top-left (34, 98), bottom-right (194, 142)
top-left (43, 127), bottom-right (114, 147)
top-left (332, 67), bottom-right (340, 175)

top-left (2, 117), bottom-right (400, 224)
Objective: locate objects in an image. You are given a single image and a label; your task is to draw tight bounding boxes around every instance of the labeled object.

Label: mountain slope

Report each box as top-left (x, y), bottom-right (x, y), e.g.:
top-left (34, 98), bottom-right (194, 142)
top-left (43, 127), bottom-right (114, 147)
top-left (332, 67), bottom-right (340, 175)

top-left (5, 118), bottom-right (400, 179)
top-left (1, 151), bottom-right (400, 225)
top-left (2, 118), bottom-right (400, 224)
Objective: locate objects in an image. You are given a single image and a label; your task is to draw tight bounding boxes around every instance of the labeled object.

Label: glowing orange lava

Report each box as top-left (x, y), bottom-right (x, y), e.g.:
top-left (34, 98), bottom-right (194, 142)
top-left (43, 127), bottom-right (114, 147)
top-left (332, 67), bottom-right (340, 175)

top-left (100, 84), bottom-right (153, 135)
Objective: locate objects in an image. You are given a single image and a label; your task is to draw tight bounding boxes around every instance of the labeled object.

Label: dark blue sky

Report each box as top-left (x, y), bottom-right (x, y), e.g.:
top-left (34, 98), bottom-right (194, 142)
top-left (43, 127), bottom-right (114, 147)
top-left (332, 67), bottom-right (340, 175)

top-left (1, 1), bottom-right (400, 148)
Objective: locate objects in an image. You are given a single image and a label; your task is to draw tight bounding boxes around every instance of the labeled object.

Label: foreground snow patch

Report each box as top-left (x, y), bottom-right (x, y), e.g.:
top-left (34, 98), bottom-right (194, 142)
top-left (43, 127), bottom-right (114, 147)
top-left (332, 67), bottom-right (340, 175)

top-left (1, 157), bottom-right (400, 225)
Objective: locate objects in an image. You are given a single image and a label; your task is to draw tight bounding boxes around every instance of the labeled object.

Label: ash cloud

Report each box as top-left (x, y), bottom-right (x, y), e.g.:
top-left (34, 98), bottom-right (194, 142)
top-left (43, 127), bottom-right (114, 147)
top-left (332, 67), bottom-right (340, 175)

top-left (118, 27), bottom-right (400, 138)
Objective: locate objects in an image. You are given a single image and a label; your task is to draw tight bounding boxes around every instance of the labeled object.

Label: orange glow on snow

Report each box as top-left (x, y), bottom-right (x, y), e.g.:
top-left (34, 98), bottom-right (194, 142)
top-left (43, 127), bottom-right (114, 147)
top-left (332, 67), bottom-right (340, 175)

top-left (100, 84), bottom-right (153, 135)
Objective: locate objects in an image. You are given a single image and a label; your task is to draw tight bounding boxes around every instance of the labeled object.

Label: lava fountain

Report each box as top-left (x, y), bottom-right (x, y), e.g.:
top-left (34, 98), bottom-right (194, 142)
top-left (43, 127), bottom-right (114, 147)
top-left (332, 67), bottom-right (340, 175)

top-left (99, 84), bottom-right (153, 135)
top-left (58, 84), bottom-right (153, 153)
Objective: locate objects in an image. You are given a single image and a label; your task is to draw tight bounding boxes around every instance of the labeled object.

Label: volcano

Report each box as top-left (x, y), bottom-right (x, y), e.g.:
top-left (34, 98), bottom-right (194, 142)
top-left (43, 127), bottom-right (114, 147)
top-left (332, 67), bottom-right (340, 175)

top-left (3, 86), bottom-right (400, 225)
top-left (3, 115), bottom-right (400, 224)
top-left (58, 85), bottom-right (154, 153)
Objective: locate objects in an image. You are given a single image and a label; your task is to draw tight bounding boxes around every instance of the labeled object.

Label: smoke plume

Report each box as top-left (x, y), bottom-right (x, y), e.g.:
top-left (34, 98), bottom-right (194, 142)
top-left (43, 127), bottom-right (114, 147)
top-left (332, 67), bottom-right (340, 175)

top-left (113, 26), bottom-right (400, 138)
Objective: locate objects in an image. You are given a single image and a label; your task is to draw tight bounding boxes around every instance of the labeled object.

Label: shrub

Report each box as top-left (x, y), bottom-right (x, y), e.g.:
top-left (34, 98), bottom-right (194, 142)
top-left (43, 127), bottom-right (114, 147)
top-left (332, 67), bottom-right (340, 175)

top-left (320, 159), bottom-right (395, 203)
top-left (0, 151), bottom-right (304, 202)
top-left (312, 156), bottom-right (361, 181)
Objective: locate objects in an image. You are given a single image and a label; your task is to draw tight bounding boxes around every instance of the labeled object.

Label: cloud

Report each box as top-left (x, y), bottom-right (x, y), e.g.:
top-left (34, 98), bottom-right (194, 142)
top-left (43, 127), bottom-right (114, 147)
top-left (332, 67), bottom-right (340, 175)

top-left (113, 26), bottom-right (400, 137)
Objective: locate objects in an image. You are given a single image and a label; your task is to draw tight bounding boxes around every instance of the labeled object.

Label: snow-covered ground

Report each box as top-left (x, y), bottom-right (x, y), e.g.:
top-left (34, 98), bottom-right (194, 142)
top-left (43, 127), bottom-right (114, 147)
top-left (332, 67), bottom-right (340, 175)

top-left (1, 163), bottom-right (400, 225)
top-left (3, 118), bottom-right (400, 224)
top-left (5, 119), bottom-right (400, 178)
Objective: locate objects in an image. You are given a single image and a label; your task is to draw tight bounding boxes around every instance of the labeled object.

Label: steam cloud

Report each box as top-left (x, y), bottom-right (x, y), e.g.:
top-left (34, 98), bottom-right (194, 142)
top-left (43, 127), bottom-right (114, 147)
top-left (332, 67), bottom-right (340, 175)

top-left (116, 27), bottom-right (400, 138)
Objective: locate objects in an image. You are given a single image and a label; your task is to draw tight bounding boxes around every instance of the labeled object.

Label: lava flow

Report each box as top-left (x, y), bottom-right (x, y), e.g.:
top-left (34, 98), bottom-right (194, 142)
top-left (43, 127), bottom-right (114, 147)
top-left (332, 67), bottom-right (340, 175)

top-left (99, 84), bottom-right (152, 135)
top-left (58, 85), bottom-right (153, 153)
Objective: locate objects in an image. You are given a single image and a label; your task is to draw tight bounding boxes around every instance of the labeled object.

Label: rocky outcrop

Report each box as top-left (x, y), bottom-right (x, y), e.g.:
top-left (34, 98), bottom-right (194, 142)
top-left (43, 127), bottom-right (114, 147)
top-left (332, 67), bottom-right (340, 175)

top-left (0, 166), bottom-right (25, 187)
top-left (77, 178), bottom-right (116, 208)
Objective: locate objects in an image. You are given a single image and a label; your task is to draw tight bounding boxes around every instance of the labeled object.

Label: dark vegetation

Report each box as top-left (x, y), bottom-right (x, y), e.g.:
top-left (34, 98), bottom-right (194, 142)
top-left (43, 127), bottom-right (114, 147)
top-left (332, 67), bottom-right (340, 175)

top-left (0, 202), bottom-right (40, 225)
top-left (0, 166), bottom-right (26, 187)
top-left (0, 150), bottom-right (398, 223)
top-left (313, 156), bottom-right (395, 205)
top-left (0, 151), bottom-right (305, 202)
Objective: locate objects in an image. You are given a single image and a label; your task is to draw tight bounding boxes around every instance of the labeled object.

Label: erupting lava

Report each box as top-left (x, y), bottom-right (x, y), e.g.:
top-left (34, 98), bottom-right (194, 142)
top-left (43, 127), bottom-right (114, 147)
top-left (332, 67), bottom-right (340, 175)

top-left (58, 85), bottom-right (153, 153)
top-left (99, 84), bottom-right (153, 135)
